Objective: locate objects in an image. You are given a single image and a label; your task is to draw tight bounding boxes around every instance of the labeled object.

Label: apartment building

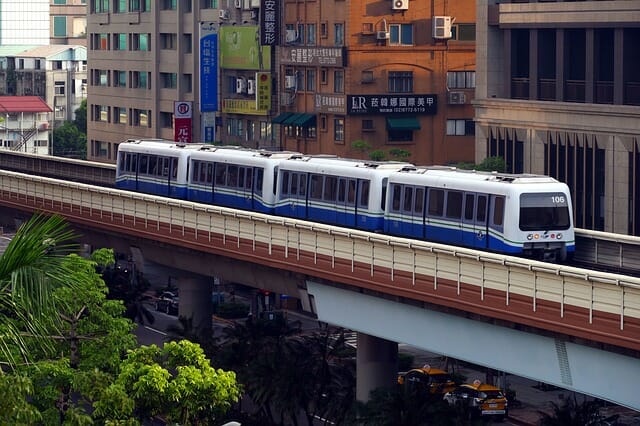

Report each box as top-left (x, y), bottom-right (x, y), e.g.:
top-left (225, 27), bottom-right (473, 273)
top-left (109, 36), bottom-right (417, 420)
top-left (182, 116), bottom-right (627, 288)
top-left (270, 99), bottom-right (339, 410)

top-left (475, 0), bottom-right (640, 234)
top-left (274, 0), bottom-right (476, 165)
top-left (50, 0), bottom-right (88, 46)
top-left (0, 96), bottom-right (52, 154)
top-left (86, 0), bottom-right (222, 162)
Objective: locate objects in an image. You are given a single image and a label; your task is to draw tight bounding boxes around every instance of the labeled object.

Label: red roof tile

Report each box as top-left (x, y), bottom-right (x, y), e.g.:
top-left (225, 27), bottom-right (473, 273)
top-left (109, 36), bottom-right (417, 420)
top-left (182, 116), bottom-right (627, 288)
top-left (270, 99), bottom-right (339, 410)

top-left (0, 96), bottom-right (52, 113)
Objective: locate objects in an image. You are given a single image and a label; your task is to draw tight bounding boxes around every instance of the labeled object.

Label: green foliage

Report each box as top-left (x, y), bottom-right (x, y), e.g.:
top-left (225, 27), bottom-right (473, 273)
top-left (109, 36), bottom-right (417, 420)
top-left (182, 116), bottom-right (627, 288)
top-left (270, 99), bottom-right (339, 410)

top-left (97, 340), bottom-right (241, 424)
top-left (91, 247), bottom-right (116, 269)
top-left (538, 395), bottom-right (601, 426)
top-left (398, 352), bottom-right (414, 372)
top-left (215, 301), bottom-right (250, 319)
top-left (52, 121), bottom-right (87, 159)
top-left (73, 99), bottom-right (87, 134)
top-left (389, 148), bottom-right (412, 160)
top-left (351, 139), bottom-right (371, 153)
top-left (369, 149), bottom-right (386, 161)
top-left (0, 214), bottom-right (80, 369)
top-left (456, 156), bottom-right (507, 172)
top-left (0, 374), bottom-right (42, 424)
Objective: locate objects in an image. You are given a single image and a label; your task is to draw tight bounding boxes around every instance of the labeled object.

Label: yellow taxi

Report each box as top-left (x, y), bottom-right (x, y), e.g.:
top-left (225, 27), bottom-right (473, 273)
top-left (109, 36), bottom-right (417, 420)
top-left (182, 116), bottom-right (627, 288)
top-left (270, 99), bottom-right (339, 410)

top-left (443, 380), bottom-right (508, 419)
top-left (397, 364), bottom-right (456, 395)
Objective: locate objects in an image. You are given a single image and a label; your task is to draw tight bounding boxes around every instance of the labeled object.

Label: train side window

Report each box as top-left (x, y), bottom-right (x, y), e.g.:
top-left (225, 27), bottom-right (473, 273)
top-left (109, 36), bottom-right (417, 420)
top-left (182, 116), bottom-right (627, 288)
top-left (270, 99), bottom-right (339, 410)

top-left (281, 171), bottom-right (290, 196)
top-left (148, 156), bottom-right (158, 175)
top-left (256, 168), bottom-right (264, 197)
top-left (414, 187), bottom-right (425, 215)
top-left (238, 167), bottom-right (246, 189)
top-left (391, 184), bottom-right (401, 212)
top-left (337, 178), bottom-right (346, 203)
top-left (446, 191), bottom-right (463, 219)
top-left (358, 180), bottom-right (370, 208)
top-left (379, 178), bottom-right (387, 210)
top-left (206, 163), bottom-right (213, 184)
top-left (139, 155), bottom-right (149, 175)
top-left (130, 154), bottom-right (137, 173)
top-left (290, 173), bottom-right (299, 196)
top-left (493, 196), bottom-right (505, 226)
top-left (299, 173), bottom-right (307, 196)
top-left (215, 164), bottom-right (226, 186)
top-left (227, 165), bottom-right (238, 188)
top-left (310, 174), bottom-right (323, 200)
top-left (477, 195), bottom-right (487, 223)
top-left (246, 168), bottom-right (253, 189)
top-left (464, 193), bottom-right (475, 221)
top-left (403, 186), bottom-right (413, 213)
top-left (428, 188), bottom-right (444, 217)
top-left (162, 157), bottom-right (170, 177)
top-left (348, 179), bottom-right (356, 206)
top-left (324, 176), bottom-right (337, 202)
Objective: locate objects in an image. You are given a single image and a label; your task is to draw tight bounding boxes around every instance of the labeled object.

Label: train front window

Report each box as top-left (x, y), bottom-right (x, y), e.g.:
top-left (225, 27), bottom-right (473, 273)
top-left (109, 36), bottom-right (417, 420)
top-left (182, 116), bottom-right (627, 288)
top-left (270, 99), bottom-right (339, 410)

top-left (520, 192), bottom-right (571, 231)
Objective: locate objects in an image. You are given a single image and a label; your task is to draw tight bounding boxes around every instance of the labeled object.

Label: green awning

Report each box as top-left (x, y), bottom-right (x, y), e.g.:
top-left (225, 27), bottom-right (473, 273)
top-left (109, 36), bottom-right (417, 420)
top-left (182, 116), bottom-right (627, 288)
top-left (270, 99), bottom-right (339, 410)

top-left (272, 112), bottom-right (293, 124)
top-left (292, 113), bottom-right (316, 127)
top-left (386, 117), bottom-right (421, 130)
top-left (282, 113), bottom-right (303, 125)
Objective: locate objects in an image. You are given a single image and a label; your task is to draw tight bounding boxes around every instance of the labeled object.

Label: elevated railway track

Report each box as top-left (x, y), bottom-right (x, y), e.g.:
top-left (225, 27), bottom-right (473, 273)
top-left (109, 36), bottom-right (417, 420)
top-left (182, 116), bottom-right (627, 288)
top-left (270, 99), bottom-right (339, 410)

top-left (1, 150), bottom-right (639, 277)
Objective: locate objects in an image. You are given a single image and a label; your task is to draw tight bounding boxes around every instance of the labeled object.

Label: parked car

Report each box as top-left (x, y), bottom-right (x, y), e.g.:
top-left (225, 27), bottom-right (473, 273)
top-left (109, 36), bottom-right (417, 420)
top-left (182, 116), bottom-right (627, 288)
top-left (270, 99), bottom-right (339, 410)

top-left (398, 365), bottom-right (456, 395)
top-left (443, 380), bottom-right (508, 420)
top-left (155, 291), bottom-right (179, 315)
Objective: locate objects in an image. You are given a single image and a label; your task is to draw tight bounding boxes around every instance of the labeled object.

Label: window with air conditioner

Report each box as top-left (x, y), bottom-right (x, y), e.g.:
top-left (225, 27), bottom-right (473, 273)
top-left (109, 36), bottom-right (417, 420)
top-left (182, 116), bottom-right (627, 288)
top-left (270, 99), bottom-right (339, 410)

top-left (433, 16), bottom-right (453, 39)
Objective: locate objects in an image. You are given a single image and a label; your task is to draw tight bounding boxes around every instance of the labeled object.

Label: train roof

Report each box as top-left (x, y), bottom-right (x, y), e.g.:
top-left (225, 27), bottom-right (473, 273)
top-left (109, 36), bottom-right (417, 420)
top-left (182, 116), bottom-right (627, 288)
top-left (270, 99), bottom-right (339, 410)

top-left (395, 166), bottom-right (560, 184)
top-left (283, 154), bottom-right (414, 170)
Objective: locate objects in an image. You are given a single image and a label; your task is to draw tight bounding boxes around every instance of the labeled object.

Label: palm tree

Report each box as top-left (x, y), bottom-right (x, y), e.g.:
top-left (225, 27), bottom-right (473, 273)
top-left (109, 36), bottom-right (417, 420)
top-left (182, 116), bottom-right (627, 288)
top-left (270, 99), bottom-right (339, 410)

top-left (0, 214), bottom-right (80, 369)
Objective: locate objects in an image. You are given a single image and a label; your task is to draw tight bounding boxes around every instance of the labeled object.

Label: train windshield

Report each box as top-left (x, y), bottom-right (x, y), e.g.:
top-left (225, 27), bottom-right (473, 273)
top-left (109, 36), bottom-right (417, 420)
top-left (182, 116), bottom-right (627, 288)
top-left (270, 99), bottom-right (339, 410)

top-left (519, 192), bottom-right (571, 231)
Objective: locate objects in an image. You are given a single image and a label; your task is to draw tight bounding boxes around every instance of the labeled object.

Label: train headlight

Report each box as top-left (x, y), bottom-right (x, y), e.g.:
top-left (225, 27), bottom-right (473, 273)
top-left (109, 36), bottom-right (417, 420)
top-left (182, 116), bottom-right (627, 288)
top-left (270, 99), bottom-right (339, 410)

top-left (557, 233), bottom-right (562, 239)
top-left (527, 234), bottom-right (533, 240)
top-left (534, 234), bottom-right (540, 239)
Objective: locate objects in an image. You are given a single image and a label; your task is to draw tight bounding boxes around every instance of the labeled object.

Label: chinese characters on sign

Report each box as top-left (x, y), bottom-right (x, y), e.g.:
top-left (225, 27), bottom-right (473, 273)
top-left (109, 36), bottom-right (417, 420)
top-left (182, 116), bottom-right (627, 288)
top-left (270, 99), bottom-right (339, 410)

top-left (200, 22), bottom-right (218, 112)
top-left (260, 0), bottom-right (279, 46)
top-left (256, 72), bottom-right (271, 112)
top-left (280, 47), bottom-right (345, 66)
top-left (174, 101), bottom-right (193, 143)
top-left (347, 94), bottom-right (438, 115)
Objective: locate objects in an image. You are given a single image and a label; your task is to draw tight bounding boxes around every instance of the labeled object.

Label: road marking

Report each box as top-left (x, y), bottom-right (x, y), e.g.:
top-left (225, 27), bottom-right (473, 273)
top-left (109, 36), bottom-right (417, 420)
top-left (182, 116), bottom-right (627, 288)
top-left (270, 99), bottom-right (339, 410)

top-left (143, 325), bottom-right (167, 336)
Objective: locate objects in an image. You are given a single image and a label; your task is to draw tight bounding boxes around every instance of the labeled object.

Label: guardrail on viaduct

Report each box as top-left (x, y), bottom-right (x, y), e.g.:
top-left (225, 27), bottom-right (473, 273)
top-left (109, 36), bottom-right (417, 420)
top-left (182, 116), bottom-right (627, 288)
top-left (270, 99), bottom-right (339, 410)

top-left (0, 169), bottom-right (638, 352)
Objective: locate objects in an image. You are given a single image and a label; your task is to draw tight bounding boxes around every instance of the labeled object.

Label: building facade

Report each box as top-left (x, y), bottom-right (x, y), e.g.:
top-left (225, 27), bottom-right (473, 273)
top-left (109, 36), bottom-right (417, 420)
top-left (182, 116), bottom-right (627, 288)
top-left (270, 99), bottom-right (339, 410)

top-left (86, 0), bottom-right (220, 162)
top-left (475, 0), bottom-right (640, 234)
top-left (0, 96), bottom-right (52, 154)
top-left (0, 0), bottom-right (50, 45)
top-left (0, 45), bottom-right (87, 125)
top-left (50, 0), bottom-right (88, 46)
top-left (274, 0), bottom-right (476, 166)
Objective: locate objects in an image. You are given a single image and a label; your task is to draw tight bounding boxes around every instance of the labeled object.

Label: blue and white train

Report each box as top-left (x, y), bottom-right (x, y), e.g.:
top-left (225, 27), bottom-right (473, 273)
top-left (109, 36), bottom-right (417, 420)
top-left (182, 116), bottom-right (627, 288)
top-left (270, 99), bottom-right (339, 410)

top-left (116, 139), bottom-right (575, 262)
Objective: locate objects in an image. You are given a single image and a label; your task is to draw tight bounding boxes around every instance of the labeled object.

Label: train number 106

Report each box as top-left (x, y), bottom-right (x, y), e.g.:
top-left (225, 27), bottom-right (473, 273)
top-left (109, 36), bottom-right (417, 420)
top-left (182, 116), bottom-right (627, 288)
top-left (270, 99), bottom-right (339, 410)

top-left (551, 195), bottom-right (565, 204)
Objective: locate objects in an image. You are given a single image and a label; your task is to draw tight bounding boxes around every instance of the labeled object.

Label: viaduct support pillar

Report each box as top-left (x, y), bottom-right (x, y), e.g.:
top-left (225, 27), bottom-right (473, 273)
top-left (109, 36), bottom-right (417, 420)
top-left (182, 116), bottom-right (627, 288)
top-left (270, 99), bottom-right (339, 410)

top-left (356, 333), bottom-right (398, 402)
top-left (178, 276), bottom-right (212, 340)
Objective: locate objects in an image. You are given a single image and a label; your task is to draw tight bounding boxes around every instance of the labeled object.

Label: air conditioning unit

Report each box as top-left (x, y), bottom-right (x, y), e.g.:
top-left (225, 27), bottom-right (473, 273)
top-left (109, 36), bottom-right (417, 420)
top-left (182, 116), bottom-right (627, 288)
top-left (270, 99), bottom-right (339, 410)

top-left (448, 91), bottom-right (466, 105)
top-left (284, 75), bottom-right (296, 90)
top-left (234, 0), bottom-right (242, 8)
top-left (247, 79), bottom-right (256, 95)
top-left (285, 29), bottom-right (298, 44)
top-left (392, 0), bottom-right (409, 10)
top-left (219, 9), bottom-right (230, 20)
top-left (433, 16), bottom-right (453, 39)
top-left (376, 31), bottom-right (390, 40)
top-left (236, 77), bottom-right (247, 94)
top-left (250, 0), bottom-right (260, 7)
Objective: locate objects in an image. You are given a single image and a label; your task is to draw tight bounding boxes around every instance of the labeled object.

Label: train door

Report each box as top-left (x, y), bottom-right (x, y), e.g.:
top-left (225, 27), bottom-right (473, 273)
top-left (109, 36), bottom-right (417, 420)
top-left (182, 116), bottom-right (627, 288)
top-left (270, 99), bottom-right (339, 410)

top-left (237, 165), bottom-right (253, 211)
top-left (488, 195), bottom-right (505, 252)
top-left (462, 193), bottom-right (489, 250)
top-left (336, 177), bottom-right (357, 227)
top-left (444, 190), bottom-right (463, 245)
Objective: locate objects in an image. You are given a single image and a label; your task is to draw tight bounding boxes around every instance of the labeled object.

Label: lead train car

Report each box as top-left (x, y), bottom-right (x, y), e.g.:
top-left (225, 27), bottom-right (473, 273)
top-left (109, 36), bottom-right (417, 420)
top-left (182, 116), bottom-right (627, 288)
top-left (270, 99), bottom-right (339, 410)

top-left (384, 167), bottom-right (575, 261)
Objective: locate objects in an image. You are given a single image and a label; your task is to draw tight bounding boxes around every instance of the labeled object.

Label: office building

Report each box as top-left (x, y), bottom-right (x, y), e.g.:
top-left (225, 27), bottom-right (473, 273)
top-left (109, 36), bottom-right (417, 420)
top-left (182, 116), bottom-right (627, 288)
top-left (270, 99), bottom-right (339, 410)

top-left (0, 0), bottom-right (50, 45)
top-left (475, 0), bottom-right (640, 234)
top-left (50, 0), bottom-right (88, 46)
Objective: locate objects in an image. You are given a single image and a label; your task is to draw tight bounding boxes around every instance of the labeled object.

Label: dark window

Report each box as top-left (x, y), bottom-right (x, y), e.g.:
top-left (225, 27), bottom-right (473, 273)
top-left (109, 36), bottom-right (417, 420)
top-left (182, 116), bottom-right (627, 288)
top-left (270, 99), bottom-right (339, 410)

top-left (446, 191), bottom-right (463, 219)
top-left (428, 189), bottom-right (444, 216)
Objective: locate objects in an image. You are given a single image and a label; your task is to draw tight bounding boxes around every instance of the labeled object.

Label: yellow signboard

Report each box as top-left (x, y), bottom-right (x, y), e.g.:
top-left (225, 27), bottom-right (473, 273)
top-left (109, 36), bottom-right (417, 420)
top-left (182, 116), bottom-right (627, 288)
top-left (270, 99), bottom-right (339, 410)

top-left (222, 98), bottom-right (268, 115)
top-left (256, 72), bottom-right (271, 112)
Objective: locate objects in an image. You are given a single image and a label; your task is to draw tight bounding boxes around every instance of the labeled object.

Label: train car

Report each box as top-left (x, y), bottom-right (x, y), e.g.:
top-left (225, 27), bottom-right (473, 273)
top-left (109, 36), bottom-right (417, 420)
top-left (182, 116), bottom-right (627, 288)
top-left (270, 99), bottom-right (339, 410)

top-left (275, 156), bottom-right (413, 231)
top-left (187, 146), bottom-right (301, 214)
top-left (116, 139), bottom-right (210, 199)
top-left (384, 167), bottom-right (575, 261)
